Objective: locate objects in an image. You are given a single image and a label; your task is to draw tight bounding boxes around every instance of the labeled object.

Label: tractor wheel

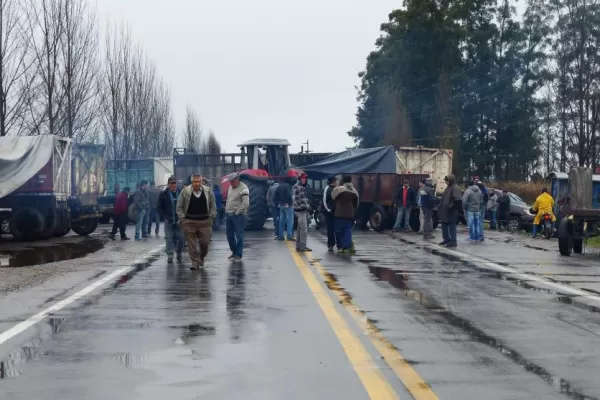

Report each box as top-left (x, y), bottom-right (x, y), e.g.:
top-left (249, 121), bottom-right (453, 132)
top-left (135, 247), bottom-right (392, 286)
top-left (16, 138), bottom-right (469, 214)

top-left (558, 218), bottom-right (573, 256)
top-left (54, 212), bottom-right (71, 237)
top-left (71, 218), bottom-right (99, 236)
top-left (242, 178), bottom-right (267, 230)
top-left (369, 204), bottom-right (387, 232)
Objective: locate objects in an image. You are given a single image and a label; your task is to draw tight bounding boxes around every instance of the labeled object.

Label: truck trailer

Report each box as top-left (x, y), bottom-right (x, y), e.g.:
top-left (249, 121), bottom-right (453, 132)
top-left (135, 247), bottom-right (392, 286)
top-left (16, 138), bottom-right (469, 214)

top-left (0, 136), bottom-right (105, 241)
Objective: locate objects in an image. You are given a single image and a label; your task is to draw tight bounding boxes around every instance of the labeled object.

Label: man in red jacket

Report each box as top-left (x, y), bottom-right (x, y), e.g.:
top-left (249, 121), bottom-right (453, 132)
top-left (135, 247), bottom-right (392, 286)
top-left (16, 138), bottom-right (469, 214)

top-left (109, 187), bottom-right (131, 240)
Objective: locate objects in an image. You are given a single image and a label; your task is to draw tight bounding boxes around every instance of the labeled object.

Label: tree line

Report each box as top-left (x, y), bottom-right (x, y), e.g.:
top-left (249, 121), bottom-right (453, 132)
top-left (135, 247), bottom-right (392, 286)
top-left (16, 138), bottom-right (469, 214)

top-left (0, 0), bottom-right (220, 159)
top-left (350, 0), bottom-right (600, 180)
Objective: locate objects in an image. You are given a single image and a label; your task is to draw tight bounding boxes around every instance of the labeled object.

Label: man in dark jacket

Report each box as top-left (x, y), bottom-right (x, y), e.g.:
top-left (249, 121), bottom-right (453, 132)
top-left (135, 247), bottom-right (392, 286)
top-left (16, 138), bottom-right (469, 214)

top-left (266, 182), bottom-right (279, 238)
top-left (332, 175), bottom-right (359, 254)
top-left (438, 175), bottom-right (462, 247)
top-left (322, 176), bottom-right (338, 251)
top-left (420, 178), bottom-right (436, 240)
top-left (273, 180), bottom-right (294, 241)
top-left (134, 180), bottom-right (150, 240)
top-left (393, 179), bottom-right (416, 232)
top-left (497, 190), bottom-right (511, 231)
top-left (147, 181), bottom-right (161, 237)
top-left (109, 187), bottom-right (130, 241)
top-left (158, 176), bottom-right (183, 263)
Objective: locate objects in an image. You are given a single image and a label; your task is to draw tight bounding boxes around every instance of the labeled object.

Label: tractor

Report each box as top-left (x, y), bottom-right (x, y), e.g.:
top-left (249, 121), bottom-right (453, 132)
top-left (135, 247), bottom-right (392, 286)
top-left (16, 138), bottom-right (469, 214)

top-left (221, 139), bottom-right (304, 230)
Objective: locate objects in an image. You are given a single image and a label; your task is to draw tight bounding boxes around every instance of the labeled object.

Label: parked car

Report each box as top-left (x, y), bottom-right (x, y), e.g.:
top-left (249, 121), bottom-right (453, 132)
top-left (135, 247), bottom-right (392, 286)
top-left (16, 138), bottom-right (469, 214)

top-left (486, 189), bottom-right (534, 232)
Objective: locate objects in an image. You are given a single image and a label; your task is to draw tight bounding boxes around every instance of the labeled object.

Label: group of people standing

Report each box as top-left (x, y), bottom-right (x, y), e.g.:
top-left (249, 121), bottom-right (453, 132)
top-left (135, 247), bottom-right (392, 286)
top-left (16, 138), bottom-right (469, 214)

top-left (109, 173), bottom-right (249, 270)
top-left (392, 178), bottom-right (437, 239)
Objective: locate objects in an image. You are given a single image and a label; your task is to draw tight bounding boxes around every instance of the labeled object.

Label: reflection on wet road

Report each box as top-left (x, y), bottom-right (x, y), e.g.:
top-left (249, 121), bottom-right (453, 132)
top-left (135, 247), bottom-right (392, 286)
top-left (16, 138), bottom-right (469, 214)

top-left (4, 227), bottom-right (600, 398)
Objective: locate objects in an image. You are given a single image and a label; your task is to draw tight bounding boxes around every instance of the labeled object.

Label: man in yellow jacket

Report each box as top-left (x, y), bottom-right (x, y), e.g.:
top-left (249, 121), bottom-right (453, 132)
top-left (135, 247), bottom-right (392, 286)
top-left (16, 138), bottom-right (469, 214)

top-left (532, 188), bottom-right (556, 238)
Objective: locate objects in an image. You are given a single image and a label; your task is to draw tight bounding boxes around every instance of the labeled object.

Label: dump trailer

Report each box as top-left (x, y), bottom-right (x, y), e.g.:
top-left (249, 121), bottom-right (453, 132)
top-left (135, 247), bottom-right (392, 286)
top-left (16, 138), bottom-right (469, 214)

top-left (99, 157), bottom-right (173, 223)
top-left (395, 146), bottom-right (453, 195)
top-left (0, 136), bottom-right (104, 241)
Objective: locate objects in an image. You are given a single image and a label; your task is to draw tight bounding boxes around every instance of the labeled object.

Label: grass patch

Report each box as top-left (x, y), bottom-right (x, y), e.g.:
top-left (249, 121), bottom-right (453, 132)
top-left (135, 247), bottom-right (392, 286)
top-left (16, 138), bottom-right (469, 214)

top-left (586, 236), bottom-right (600, 248)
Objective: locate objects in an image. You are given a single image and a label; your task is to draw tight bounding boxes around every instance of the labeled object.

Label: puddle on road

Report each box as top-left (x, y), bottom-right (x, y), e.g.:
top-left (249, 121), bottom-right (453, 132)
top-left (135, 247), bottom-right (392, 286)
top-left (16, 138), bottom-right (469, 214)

top-left (0, 238), bottom-right (105, 268)
top-left (366, 263), bottom-right (595, 400)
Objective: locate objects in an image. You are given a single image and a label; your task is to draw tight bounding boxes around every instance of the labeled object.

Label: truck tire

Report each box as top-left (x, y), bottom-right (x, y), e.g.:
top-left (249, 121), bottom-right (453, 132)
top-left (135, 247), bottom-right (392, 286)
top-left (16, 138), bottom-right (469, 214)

top-left (558, 218), bottom-right (573, 256)
top-left (54, 213), bottom-right (71, 237)
top-left (432, 211), bottom-right (439, 230)
top-left (369, 204), bottom-right (387, 232)
top-left (9, 208), bottom-right (46, 241)
top-left (242, 178), bottom-right (267, 230)
top-left (71, 218), bottom-right (99, 236)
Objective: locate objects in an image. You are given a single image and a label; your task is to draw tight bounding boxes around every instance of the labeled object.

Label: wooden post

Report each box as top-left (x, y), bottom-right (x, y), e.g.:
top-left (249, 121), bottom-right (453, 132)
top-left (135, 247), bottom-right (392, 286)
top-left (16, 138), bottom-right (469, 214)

top-left (569, 167), bottom-right (593, 209)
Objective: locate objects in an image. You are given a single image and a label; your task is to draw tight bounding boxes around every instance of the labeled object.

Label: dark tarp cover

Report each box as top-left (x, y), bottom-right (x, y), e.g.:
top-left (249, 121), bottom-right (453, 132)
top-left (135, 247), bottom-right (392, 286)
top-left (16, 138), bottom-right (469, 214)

top-left (298, 146), bottom-right (397, 178)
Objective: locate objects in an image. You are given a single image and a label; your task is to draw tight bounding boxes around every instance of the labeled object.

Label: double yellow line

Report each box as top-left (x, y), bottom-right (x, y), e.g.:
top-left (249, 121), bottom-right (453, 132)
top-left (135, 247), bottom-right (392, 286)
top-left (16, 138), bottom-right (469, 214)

top-left (286, 242), bottom-right (438, 400)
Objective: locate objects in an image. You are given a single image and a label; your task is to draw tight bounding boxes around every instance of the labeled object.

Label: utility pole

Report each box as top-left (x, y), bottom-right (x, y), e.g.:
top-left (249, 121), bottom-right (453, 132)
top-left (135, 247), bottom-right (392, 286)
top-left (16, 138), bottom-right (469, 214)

top-left (301, 140), bottom-right (311, 154)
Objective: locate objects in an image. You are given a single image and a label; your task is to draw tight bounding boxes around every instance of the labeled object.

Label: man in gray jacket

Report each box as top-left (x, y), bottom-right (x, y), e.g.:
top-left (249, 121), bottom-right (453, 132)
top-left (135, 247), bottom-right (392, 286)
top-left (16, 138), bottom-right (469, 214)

top-left (146, 180), bottom-right (161, 237)
top-left (463, 180), bottom-right (483, 241)
top-left (134, 180), bottom-right (150, 241)
top-left (224, 173), bottom-right (250, 261)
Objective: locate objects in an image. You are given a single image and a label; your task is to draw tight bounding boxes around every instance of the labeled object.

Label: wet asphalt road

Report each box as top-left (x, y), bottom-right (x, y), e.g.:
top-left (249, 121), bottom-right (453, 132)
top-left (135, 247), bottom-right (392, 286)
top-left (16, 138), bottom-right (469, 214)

top-left (2, 225), bottom-right (600, 399)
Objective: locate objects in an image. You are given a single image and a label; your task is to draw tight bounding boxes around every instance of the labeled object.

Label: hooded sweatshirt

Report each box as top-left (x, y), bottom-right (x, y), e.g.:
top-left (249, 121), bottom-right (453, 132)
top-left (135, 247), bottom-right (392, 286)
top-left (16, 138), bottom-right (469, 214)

top-left (463, 184), bottom-right (483, 213)
top-left (331, 183), bottom-right (359, 220)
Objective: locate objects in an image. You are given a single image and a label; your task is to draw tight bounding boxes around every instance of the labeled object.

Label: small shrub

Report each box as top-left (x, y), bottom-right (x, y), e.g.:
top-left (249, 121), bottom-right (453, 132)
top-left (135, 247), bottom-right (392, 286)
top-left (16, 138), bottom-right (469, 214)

top-left (489, 181), bottom-right (547, 204)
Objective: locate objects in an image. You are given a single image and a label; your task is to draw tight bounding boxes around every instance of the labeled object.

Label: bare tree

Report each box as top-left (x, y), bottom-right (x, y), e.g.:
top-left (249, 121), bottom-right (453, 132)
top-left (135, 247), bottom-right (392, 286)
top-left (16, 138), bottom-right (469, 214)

top-left (183, 105), bottom-right (203, 153)
top-left (201, 129), bottom-right (222, 154)
top-left (0, 0), bottom-right (31, 136)
top-left (59, 0), bottom-right (99, 141)
top-left (25, 0), bottom-right (65, 136)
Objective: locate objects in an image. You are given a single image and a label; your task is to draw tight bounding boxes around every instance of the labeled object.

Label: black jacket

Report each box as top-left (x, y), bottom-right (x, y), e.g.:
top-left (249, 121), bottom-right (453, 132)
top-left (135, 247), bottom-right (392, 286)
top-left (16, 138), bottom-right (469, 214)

top-left (273, 182), bottom-right (293, 206)
top-left (497, 195), bottom-right (511, 216)
top-left (395, 186), bottom-right (417, 207)
top-left (158, 189), bottom-right (181, 223)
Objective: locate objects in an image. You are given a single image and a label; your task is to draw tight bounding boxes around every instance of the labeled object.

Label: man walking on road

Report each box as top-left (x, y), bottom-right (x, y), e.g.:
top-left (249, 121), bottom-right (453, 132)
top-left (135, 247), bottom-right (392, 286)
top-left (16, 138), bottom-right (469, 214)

top-left (267, 182), bottom-right (280, 239)
top-left (332, 175), bottom-right (359, 254)
top-left (109, 187), bottom-right (130, 241)
top-left (420, 178), bottom-right (436, 240)
top-left (323, 176), bottom-right (338, 251)
top-left (463, 180), bottom-right (484, 241)
top-left (393, 179), bottom-right (416, 232)
top-left (134, 180), bottom-right (150, 241)
top-left (293, 173), bottom-right (312, 252)
top-left (438, 175), bottom-right (462, 247)
top-left (273, 179), bottom-right (294, 241)
top-left (158, 177), bottom-right (183, 263)
top-left (176, 174), bottom-right (217, 269)
top-left (224, 173), bottom-right (249, 261)
top-left (147, 181), bottom-right (161, 237)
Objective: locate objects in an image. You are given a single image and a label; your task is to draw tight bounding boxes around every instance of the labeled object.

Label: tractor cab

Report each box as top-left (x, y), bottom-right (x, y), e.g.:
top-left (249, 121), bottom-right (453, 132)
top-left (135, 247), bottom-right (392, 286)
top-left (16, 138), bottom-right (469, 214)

top-left (238, 138), bottom-right (302, 180)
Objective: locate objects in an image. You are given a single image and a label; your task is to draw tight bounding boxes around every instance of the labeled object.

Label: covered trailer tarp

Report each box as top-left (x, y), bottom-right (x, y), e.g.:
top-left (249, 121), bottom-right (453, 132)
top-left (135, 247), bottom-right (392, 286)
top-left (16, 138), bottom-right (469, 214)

top-left (0, 135), bottom-right (61, 199)
top-left (299, 146), bottom-right (397, 178)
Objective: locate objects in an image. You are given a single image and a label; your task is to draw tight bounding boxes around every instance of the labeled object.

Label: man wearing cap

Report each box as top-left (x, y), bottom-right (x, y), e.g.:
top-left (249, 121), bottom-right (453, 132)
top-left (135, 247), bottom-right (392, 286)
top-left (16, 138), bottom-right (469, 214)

top-left (438, 174), bottom-right (462, 247)
top-left (322, 176), bottom-right (338, 251)
top-left (158, 176), bottom-right (183, 263)
top-left (420, 178), bottom-right (436, 240)
top-left (224, 173), bottom-right (250, 261)
top-left (293, 172), bottom-right (312, 252)
top-left (176, 174), bottom-right (217, 269)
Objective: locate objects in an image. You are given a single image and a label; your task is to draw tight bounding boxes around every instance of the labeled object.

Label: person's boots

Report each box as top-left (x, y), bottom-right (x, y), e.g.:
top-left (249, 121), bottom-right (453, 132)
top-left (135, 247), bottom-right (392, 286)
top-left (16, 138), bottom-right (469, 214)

top-left (532, 224), bottom-right (538, 238)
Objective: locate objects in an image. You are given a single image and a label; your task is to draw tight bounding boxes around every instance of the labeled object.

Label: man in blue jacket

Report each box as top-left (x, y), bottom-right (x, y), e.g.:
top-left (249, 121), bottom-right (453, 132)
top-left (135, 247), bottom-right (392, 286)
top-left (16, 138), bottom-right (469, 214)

top-left (420, 178), bottom-right (436, 240)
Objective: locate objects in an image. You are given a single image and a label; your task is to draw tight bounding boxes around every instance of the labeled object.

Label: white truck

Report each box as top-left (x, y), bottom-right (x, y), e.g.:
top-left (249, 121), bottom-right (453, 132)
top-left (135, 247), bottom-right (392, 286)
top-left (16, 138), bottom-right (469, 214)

top-left (394, 146), bottom-right (453, 195)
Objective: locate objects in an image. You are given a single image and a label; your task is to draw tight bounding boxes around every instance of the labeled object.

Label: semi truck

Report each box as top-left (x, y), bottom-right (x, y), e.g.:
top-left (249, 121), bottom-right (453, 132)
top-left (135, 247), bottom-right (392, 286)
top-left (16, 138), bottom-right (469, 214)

top-left (0, 136), bottom-right (105, 241)
top-left (98, 157), bottom-right (174, 223)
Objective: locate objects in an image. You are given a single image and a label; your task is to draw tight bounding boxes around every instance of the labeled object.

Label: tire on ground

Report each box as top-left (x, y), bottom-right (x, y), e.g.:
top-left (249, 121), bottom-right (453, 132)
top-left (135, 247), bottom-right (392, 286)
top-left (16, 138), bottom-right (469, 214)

top-left (53, 211), bottom-right (71, 237)
top-left (71, 218), bottom-right (99, 236)
top-left (242, 178), bottom-right (267, 230)
top-left (409, 209), bottom-right (420, 232)
top-left (507, 216), bottom-right (520, 232)
top-left (558, 218), bottom-right (573, 256)
top-left (369, 204), bottom-right (387, 232)
top-left (9, 207), bottom-right (46, 241)
top-left (432, 211), bottom-right (439, 230)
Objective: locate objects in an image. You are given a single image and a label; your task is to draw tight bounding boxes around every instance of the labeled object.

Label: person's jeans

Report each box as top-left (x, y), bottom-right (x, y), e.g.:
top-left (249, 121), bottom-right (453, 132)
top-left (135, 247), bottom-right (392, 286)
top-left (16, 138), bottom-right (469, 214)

top-left (489, 210), bottom-right (497, 229)
top-left (270, 205), bottom-right (279, 234)
top-left (278, 206), bottom-right (294, 239)
top-left (164, 222), bottom-right (183, 257)
top-left (326, 212), bottom-right (336, 248)
top-left (419, 208), bottom-right (425, 232)
top-left (479, 209), bottom-right (485, 239)
top-left (393, 206), bottom-right (411, 230)
top-left (111, 214), bottom-right (127, 238)
top-left (147, 208), bottom-right (160, 235)
top-left (295, 211), bottom-right (308, 250)
top-left (441, 221), bottom-right (457, 244)
top-left (226, 213), bottom-right (247, 257)
top-left (135, 209), bottom-right (148, 239)
top-left (334, 217), bottom-right (353, 250)
top-left (467, 211), bottom-right (482, 240)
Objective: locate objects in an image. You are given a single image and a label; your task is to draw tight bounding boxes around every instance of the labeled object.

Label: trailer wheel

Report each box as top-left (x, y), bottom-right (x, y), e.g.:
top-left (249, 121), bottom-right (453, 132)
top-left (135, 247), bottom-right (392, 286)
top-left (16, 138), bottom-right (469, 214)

top-left (558, 218), bottom-right (573, 256)
top-left (369, 204), bottom-right (387, 232)
top-left (9, 208), bottom-right (46, 241)
top-left (573, 239), bottom-right (583, 254)
top-left (71, 218), bottom-right (99, 236)
top-left (432, 211), bottom-right (439, 230)
top-left (54, 213), bottom-right (71, 237)
top-left (409, 209), bottom-right (420, 232)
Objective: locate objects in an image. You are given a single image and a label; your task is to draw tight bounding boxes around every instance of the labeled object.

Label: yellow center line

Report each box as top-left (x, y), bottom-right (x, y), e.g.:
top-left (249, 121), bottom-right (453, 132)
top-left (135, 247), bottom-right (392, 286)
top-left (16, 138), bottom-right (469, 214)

top-left (305, 251), bottom-right (439, 400)
top-left (285, 242), bottom-right (399, 400)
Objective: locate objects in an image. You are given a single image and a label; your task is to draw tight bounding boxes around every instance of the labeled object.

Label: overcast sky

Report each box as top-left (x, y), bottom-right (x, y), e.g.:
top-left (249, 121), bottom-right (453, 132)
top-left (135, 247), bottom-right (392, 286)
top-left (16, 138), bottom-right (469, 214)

top-left (95, 0), bottom-right (401, 154)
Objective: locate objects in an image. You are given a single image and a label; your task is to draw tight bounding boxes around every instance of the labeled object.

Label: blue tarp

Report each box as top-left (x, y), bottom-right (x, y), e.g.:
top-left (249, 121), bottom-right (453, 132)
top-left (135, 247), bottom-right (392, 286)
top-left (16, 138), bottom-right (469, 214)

top-left (298, 146), bottom-right (397, 178)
